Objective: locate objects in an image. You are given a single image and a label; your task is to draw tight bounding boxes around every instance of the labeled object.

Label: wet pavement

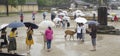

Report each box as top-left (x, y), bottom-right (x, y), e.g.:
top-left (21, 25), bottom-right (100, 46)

top-left (0, 12), bottom-right (120, 56)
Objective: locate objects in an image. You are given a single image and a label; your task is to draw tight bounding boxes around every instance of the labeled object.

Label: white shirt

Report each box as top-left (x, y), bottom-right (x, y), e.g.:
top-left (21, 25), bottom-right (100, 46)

top-left (77, 25), bottom-right (86, 33)
top-left (77, 26), bottom-right (83, 33)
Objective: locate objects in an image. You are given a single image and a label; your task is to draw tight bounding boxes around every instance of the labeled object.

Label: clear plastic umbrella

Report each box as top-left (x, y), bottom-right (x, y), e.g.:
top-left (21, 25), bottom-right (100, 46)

top-left (0, 24), bottom-right (8, 30)
top-left (53, 17), bottom-right (62, 23)
top-left (75, 17), bottom-right (87, 24)
top-left (39, 20), bottom-right (55, 28)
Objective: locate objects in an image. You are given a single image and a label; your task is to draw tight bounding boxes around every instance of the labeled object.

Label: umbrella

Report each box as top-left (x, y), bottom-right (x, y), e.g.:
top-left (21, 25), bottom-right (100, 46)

top-left (75, 17), bottom-right (87, 24)
top-left (8, 21), bottom-right (24, 28)
top-left (58, 12), bottom-right (65, 16)
top-left (75, 10), bottom-right (82, 13)
top-left (24, 22), bottom-right (38, 29)
top-left (0, 24), bottom-right (8, 30)
top-left (86, 21), bottom-right (99, 25)
top-left (39, 20), bottom-right (55, 28)
top-left (63, 16), bottom-right (70, 21)
top-left (53, 17), bottom-right (62, 22)
top-left (76, 12), bottom-right (85, 16)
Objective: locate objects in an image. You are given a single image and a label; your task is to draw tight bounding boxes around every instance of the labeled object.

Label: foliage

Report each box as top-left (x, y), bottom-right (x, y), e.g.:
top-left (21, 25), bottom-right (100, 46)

top-left (18, 0), bottom-right (26, 5)
top-left (8, 0), bottom-right (18, 7)
top-left (8, 0), bottom-right (26, 7)
top-left (37, 0), bottom-right (70, 7)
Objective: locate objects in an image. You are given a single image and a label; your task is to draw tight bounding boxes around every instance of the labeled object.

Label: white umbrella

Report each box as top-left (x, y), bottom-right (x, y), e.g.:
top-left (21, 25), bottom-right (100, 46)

top-left (53, 17), bottom-right (62, 23)
top-left (75, 10), bottom-right (82, 13)
top-left (58, 12), bottom-right (65, 16)
top-left (63, 16), bottom-right (70, 21)
top-left (39, 20), bottom-right (55, 28)
top-left (63, 10), bottom-right (68, 16)
top-left (75, 17), bottom-right (87, 24)
top-left (0, 24), bottom-right (8, 30)
top-left (76, 12), bottom-right (85, 16)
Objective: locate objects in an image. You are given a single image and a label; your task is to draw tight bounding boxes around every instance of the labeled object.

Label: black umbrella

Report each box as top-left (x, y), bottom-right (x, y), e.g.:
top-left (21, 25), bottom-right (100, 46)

top-left (24, 22), bottom-right (38, 29)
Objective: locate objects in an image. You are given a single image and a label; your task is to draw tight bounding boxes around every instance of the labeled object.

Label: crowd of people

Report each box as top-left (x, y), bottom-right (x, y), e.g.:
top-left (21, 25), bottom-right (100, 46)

top-left (0, 9), bottom-right (98, 55)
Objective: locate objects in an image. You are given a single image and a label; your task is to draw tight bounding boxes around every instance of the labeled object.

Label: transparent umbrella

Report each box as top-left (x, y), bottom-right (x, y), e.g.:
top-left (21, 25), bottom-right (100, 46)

top-left (39, 20), bottom-right (55, 28)
top-left (75, 17), bottom-right (87, 24)
top-left (0, 24), bottom-right (8, 30)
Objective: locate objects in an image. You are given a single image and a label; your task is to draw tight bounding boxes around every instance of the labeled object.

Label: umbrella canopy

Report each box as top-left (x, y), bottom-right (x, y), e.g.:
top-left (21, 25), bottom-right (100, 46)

top-left (86, 21), bottom-right (99, 25)
top-left (76, 12), bottom-right (85, 16)
top-left (110, 13), bottom-right (117, 16)
top-left (58, 12), bottom-right (66, 16)
top-left (24, 22), bottom-right (38, 29)
top-left (75, 10), bottom-right (82, 13)
top-left (53, 17), bottom-right (62, 23)
top-left (8, 22), bottom-right (24, 28)
top-left (0, 24), bottom-right (8, 30)
top-left (75, 17), bottom-right (87, 24)
top-left (39, 20), bottom-right (55, 28)
top-left (63, 16), bottom-right (70, 21)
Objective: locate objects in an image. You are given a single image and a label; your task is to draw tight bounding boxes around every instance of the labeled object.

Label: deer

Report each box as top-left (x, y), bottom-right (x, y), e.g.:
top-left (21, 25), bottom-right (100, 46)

top-left (64, 29), bottom-right (76, 40)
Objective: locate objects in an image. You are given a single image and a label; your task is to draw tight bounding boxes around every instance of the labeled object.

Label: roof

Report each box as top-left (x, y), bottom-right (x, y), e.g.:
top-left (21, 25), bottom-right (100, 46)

top-left (74, 0), bottom-right (92, 5)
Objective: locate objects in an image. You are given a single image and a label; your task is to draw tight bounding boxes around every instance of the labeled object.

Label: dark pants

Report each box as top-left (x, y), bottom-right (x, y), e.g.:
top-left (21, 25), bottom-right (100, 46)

top-left (51, 15), bottom-right (55, 21)
top-left (77, 33), bottom-right (82, 39)
top-left (47, 40), bottom-right (51, 49)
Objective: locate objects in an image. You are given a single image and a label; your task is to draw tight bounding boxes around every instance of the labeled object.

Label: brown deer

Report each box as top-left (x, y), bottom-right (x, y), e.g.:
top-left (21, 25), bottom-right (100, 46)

top-left (64, 29), bottom-right (76, 40)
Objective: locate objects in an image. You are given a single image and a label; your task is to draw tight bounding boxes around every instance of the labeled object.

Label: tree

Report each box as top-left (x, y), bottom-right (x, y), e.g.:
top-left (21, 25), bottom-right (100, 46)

top-left (8, 0), bottom-right (18, 8)
top-left (18, 0), bottom-right (26, 11)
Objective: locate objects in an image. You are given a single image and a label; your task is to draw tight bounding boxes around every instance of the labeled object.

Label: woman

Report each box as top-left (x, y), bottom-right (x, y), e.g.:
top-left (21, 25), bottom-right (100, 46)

top-left (45, 26), bottom-right (53, 52)
top-left (8, 28), bottom-right (17, 54)
top-left (1, 27), bottom-right (8, 47)
top-left (89, 24), bottom-right (97, 51)
top-left (26, 27), bottom-right (34, 50)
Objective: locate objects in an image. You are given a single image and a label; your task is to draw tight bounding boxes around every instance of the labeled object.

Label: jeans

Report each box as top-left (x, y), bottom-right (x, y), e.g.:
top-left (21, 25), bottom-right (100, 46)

top-left (47, 40), bottom-right (51, 49)
top-left (91, 38), bottom-right (96, 46)
top-left (77, 33), bottom-right (82, 39)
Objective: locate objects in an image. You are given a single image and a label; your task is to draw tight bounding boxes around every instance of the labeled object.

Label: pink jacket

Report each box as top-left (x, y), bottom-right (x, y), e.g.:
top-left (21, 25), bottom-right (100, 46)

top-left (45, 29), bottom-right (53, 40)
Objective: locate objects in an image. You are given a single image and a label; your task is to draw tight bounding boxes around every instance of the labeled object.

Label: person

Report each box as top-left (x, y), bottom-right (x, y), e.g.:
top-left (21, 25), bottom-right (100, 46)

top-left (81, 24), bottom-right (86, 42)
top-left (45, 26), bottom-right (53, 52)
top-left (89, 24), bottom-right (97, 51)
top-left (51, 11), bottom-right (56, 21)
top-left (43, 11), bottom-right (47, 20)
top-left (26, 27), bottom-right (34, 51)
top-left (76, 23), bottom-right (84, 41)
top-left (20, 11), bottom-right (24, 22)
top-left (8, 28), bottom-right (17, 54)
top-left (32, 11), bottom-right (36, 23)
top-left (114, 15), bottom-right (118, 22)
top-left (1, 27), bottom-right (8, 47)
top-left (66, 20), bottom-right (70, 28)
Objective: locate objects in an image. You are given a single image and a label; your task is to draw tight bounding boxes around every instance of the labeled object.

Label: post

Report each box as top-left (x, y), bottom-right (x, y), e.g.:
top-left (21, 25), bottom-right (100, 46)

top-left (6, 0), bottom-right (9, 16)
top-left (98, 7), bottom-right (107, 25)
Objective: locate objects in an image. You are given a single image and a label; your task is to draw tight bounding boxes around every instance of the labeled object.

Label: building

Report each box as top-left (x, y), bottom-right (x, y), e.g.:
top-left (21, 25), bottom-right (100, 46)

top-left (0, 0), bottom-right (38, 13)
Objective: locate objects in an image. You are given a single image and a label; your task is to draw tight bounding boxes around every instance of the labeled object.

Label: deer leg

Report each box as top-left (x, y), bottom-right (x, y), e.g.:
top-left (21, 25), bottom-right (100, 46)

top-left (72, 36), bottom-right (74, 40)
top-left (65, 34), bottom-right (67, 40)
top-left (69, 35), bottom-right (71, 40)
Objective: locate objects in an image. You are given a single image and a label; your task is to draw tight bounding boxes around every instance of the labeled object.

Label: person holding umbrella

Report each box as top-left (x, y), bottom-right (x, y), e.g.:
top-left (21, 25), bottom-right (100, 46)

top-left (45, 26), bottom-right (53, 52)
top-left (8, 28), bottom-right (18, 54)
top-left (0, 27), bottom-right (8, 48)
top-left (88, 24), bottom-right (97, 51)
top-left (26, 26), bottom-right (34, 51)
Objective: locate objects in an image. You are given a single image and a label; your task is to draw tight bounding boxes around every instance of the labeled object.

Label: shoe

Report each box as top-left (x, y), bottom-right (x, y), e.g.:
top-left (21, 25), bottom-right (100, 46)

top-left (81, 40), bottom-right (84, 42)
top-left (47, 49), bottom-right (50, 52)
top-left (90, 49), bottom-right (96, 51)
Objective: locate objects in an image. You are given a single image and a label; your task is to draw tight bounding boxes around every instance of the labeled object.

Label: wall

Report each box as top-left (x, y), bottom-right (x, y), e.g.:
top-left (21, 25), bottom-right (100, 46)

top-left (0, 5), bottom-right (38, 13)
